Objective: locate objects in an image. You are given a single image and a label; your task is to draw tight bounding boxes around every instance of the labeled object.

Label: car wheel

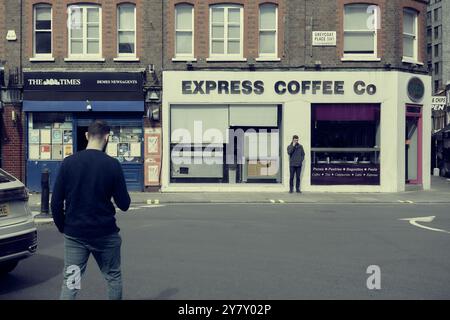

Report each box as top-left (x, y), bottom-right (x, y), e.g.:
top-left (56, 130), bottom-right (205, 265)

top-left (0, 261), bottom-right (19, 275)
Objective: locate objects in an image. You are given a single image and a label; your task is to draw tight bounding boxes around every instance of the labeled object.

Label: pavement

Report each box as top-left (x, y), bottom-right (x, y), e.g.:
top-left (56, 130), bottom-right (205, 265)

top-left (29, 176), bottom-right (450, 214)
top-left (2, 202), bottom-right (450, 300)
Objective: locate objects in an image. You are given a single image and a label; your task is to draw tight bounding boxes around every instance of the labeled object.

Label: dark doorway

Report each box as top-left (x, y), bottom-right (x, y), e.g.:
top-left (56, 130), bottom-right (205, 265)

top-left (77, 126), bottom-right (89, 152)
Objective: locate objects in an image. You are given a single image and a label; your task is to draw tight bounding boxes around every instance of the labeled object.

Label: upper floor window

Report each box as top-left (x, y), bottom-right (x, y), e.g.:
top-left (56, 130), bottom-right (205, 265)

top-left (117, 4), bottom-right (136, 58)
top-left (209, 4), bottom-right (243, 60)
top-left (175, 4), bottom-right (194, 59)
top-left (68, 5), bottom-right (102, 58)
top-left (403, 8), bottom-right (418, 62)
top-left (34, 5), bottom-right (52, 57)
top-left (343, 4), bottom-right (379, 59)
top-left (259, 4), bottom-right (278, 59)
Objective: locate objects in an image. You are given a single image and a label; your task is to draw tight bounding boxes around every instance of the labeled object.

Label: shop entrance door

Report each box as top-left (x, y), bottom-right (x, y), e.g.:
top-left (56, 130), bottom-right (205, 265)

top-left (405, 106), bottom-right (423, 184)
top-left (77, 126), bottom-right (89, 152)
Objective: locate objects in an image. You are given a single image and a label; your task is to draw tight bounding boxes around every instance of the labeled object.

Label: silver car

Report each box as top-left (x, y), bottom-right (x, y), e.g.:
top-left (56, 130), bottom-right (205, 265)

top-left (0, 169), bottom-right (37, 274)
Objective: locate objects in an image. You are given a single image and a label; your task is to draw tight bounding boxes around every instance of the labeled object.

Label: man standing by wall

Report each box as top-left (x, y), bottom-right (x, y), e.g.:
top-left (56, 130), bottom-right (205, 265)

top-left (51, 120), bottom-right (131, 300)
top-left (287, 135), bottom-right (305, 194)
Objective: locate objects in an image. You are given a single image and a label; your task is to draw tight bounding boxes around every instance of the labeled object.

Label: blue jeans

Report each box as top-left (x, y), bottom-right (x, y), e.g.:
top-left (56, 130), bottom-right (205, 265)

top-left (60, 232), bottom-right (122, 300)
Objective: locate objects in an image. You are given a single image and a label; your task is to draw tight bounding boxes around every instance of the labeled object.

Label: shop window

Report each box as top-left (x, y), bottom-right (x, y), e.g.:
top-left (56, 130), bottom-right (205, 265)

top-left (175, 4), bottom-right (194, 59)
top-left (170, 104), bottom-right (281, 184)
top-left (33, 4), bottom-right (52, 57)
top-left (403, 8), bottom-right (418, 62)
top-left (68, 5), bottom-right (102, 58)
top-left (258, 4), bottom-right (278, 59)
top-left (28, 113), bottom-right (74, 161)
top-left (311, 104), bottom-right (381, 186)
top-left (106, 126), bottom-right (143, 164)
top-left (209, 4), bottom-right (243, 60)
top-left (117, 4), bottom-right (136, 57)
top-left (343, 4), bottom-right (379, 59)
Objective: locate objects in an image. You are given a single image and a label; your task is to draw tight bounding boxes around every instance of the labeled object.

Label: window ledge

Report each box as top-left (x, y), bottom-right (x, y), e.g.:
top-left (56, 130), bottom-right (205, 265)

top-left (255, 57), bottom-right (281, 62)
top-left (64, 57), bottom-right (106, 62)
top-left (402, 57), bottom-right (424, 65)
top-left (29, 57), bottom-right (55, 62)
top-left (172, 57), bottom-right (197, 62)
top-left (341, 56), bottom-right (381, 62)
top-left (113, 57), bottom-right (140, 62)
top-left (206, 57), bottom-right (247, 62)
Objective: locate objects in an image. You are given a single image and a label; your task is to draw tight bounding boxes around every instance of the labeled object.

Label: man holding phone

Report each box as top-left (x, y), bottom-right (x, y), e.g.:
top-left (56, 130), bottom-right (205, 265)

top-left (287, 135), bottom-right (305, 194)
top-left (51, 120), bottom-right (131, 300)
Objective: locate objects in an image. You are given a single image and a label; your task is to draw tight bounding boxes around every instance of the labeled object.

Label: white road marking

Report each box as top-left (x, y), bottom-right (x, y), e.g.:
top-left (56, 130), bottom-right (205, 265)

top-left (399, 216), bottom-right (450, 234)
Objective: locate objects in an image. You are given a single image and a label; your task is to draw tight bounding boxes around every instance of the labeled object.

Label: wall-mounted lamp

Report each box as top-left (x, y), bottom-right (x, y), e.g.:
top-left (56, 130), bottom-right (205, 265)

top-left (186, 61), bottom-right (194, 71)
top-left (314, 60), bottom-right (322, 70)
top-left (147, 105), bottom-right (161, 122)
top-left (86, 100), bottom-right (93, 111)
top-left (145, 88), bottom-right (161, 103)
top-left (11, 109), bottom-right (17, 123)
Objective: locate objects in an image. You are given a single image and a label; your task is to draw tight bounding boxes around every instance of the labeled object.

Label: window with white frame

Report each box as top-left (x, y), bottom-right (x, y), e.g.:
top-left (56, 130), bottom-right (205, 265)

top-left (175, 4), bottom-right (194, 59)
top-left (259, 4), bottom-right (278, 58)
top-left (343, 4), bottom-right (378, 57)
top-left (210, 4), bottom-right (243, 59)
top-left (68, 5), bottom-right (101, 58)
top-left (34, 5), bottom-right (52, 57)
top-left (117, 4), bottom-right (136, 57)
top-left (403, 8), bottom-right (418, 61)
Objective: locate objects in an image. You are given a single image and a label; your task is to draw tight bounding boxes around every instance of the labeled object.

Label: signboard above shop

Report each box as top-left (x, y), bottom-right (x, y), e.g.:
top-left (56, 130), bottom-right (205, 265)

top-left (24, 72), bottom-right (143, 92)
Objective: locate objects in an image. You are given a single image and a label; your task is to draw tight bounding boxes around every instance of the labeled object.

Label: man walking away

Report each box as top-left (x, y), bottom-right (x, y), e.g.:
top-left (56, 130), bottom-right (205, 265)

top-left (287, 135), bottom-right (305, 194)
top-left (51, 120), bottom-right (131, 300)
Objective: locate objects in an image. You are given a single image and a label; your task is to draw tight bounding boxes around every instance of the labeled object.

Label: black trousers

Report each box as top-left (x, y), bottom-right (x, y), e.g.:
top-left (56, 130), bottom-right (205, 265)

top-left (289, 166), bottom-right (302, 191)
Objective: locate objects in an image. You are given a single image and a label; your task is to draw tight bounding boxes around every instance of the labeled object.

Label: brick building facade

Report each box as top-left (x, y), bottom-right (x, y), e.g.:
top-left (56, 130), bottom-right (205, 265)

top-left (161, 0), bottom-right (432, 193)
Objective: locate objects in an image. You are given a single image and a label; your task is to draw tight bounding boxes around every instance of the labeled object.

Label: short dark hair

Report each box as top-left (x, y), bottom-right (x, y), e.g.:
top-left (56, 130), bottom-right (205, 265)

top-left (88, 120), bottom-right (111, 139)
top-left (293, 135), bottom-right (299, 140)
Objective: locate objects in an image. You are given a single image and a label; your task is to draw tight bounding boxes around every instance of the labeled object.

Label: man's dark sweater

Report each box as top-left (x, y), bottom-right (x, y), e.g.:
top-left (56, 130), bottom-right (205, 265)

top-left (51, 149), bottom-right (131, 239)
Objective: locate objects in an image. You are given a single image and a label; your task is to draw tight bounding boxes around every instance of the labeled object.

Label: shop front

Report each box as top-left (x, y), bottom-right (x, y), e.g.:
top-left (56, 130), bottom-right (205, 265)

top-left (162, 71), bottom-right (431, 193)
top-left (23, 71), bottom-right (145, 192)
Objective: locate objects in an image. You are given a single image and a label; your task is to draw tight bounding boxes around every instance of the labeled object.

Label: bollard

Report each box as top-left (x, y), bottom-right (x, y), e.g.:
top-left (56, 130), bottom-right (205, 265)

top-left (40, 169), bottom-right (50, 215)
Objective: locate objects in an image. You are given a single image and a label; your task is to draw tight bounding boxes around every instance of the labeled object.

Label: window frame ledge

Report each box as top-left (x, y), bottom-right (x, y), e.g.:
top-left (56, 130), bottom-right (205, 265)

top-left (172, 57), bottom-right (197, 62)
top-left (255, 57), bottom-right (281, 62)
top-left (341, 55), bottom-right (381, 62)
top-left (402, 57), bottom-right (424, 65)
top-left (64, 57), bottom-right (106, 62)
top-left (113, 57), bottom-right (140, 62)
top-left (29, 57), bottom-right (55, 62)
top-left (206, 57), bottom-right (247, 62)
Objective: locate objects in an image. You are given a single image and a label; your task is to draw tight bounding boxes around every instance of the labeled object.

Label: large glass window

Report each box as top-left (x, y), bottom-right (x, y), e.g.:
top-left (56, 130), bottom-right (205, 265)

top-left (28, 113), bottom-right (73, 161)
top-left (106, 126), bottom-right (143, 164)
top-left (344, 4), bottom-right (378, 57)
top-left (170, 104), bottom-right (281, 184)
top-left (311, 104), bottom-right (381, 185)
top-left (403, 9), bottom-right (418, 61)
top-left (117, 4), bottom-right (136, 57)
top-left (68, 5), bottom-right (101, 57)
top-left (210, 4), bottom-right (243, 58)
top-left (175, 4), bottom-right (194, 58)
top-left (259, 4), bottom-right (278, 58)
top-left (34, 5), bottom-right (52, 57)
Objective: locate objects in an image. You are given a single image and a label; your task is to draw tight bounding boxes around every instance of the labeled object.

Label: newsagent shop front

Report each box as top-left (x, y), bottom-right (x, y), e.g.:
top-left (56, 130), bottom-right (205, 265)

top-left (162, 71), bottom-right (431, 193)
top-left (23, 71), bottom-right (145, 192)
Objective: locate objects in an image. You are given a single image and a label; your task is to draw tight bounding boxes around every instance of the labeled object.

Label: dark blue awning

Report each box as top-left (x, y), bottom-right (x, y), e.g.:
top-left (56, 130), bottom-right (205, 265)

top-left (23, 100), bottom-right (144, 112)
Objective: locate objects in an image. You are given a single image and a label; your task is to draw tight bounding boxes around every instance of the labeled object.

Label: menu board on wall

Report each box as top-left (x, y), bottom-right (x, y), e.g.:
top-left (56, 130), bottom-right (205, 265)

top-left (311, 164), bottom-right (380, 185)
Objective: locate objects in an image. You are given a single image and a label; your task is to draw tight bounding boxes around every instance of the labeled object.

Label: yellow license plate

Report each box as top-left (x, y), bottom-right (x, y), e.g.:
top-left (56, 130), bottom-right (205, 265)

top-left (0, 204), bottom-right (10, 217)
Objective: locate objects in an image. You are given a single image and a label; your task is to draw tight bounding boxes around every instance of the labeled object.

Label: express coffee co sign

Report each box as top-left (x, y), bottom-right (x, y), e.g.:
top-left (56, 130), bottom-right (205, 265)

top-left (181, 80), bottom-right (378, 96)
top-left (24, 72), bottom-right (143, 92)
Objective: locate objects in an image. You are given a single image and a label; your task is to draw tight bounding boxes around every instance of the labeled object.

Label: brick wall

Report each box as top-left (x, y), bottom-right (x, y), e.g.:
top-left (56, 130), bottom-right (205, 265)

top-left (163, 0), bottom-right (429, 72)
top-left (1, 105), bottom-right (25, 182)
top-left (0, 0), bottom-right (5, 60)
top-left (164, 0), bottom-right (287, 70)
top-left (22, 0), bottom-right (162, 74)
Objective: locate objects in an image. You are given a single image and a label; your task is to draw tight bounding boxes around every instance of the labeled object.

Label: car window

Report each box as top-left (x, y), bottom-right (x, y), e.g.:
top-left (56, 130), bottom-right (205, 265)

top-left (0, 169), bottom-right (16, 183)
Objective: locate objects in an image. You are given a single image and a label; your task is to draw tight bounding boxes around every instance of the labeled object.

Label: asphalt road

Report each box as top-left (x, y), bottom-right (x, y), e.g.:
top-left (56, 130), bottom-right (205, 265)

top-left (1, 203), bottom-right (450, 300)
